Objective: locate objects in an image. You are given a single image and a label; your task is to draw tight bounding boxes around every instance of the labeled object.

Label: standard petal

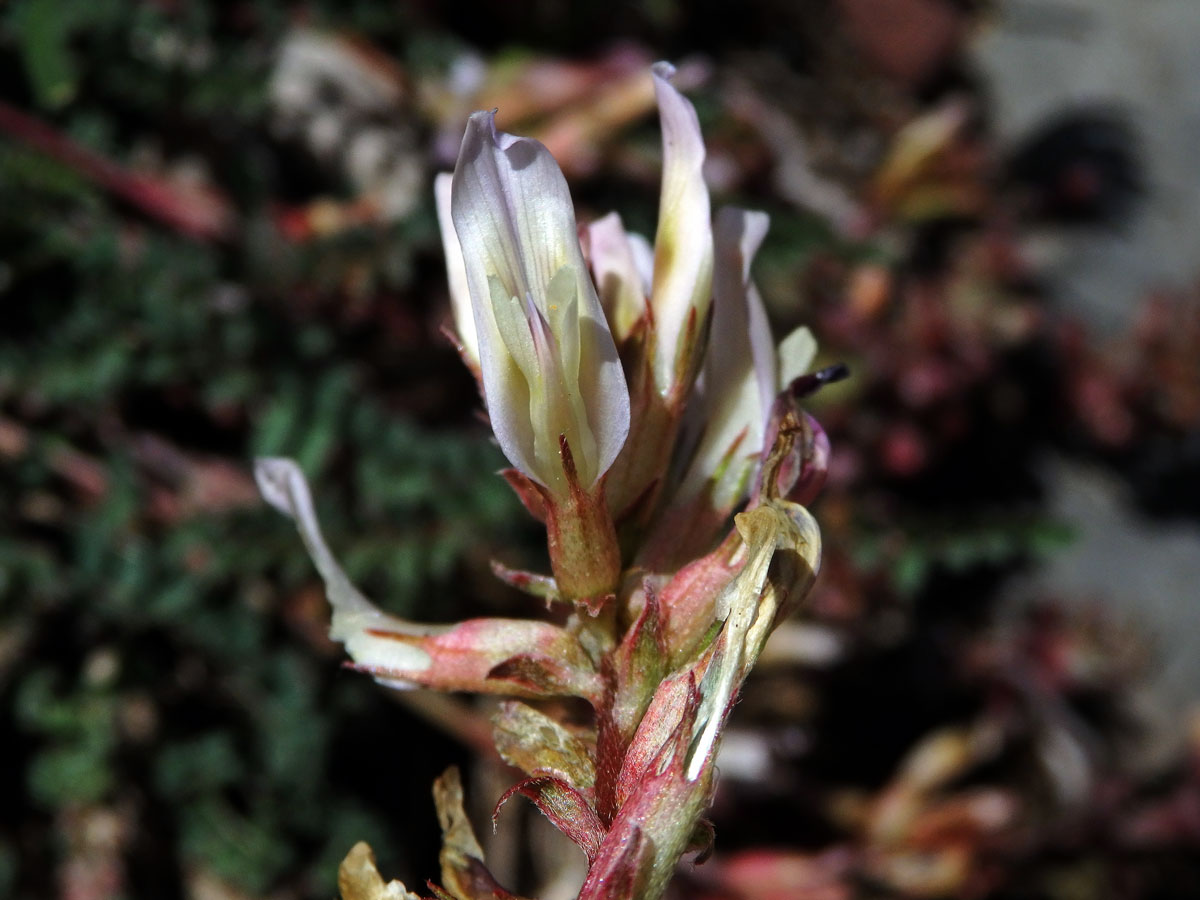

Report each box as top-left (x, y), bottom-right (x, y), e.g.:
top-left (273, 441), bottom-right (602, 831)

top-left (451, 113), bottom-right (550, 482)
top-left (434, 172), bottom-right (478, 368)
top-left (649, 62), bottom-right (713, 394)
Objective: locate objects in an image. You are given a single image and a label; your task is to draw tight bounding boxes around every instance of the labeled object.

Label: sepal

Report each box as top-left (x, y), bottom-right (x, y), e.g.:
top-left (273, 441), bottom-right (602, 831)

top-left (606, 581), bottom-right (668, 742)
top-left (580, 672), bottom-right (710, 900)
top-left (489, 560), bottom-right (560, 605)
top-left (494, 776), bottom-right (606, 862)
top-left (653, 530), bottom-right (744, 664)
top-left (541, 436), bottom-right (622, 604)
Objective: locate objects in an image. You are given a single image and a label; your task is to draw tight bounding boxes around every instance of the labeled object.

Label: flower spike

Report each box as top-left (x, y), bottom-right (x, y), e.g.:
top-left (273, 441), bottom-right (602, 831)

top-left (263, 62), bottom-right (829, 900)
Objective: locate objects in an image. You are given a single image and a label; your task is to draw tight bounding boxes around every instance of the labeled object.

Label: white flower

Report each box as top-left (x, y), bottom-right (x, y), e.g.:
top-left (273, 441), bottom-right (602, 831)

top-left (444, 111), bottom-right (630, 496)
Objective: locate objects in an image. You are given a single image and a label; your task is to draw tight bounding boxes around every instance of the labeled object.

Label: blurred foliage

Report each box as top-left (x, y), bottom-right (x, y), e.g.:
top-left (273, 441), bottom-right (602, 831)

top-left (0, 2), bottom-right (534, 897)
top-left (2, 0), bottom-right (1198, 898)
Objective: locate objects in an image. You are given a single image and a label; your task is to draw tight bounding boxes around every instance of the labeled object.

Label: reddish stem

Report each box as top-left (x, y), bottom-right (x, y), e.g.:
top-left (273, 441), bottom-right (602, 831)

top-left (0, 100), bottom-right (234, 241)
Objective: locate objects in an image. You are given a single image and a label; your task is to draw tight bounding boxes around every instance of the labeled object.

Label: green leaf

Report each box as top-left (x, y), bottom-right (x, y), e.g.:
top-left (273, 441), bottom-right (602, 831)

top-left (0, 841), bottom-right (17, 898)
top-left (893, 548), bottom-right (930, 597)
top-left (155, 732), bottom-right (244, 800)
top-left (181, 800), bottom-right (290, 894)
top-left (29, 742), bottom-right (113, 808)
top-left (11, 0), bottom-right (79, 109)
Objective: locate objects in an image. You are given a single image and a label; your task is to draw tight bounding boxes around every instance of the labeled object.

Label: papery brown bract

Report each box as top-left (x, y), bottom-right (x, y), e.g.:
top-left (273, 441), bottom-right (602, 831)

top-left (433, 768), bottom-right (531, 900)
top-left (338, 842), bottom-right (424, 900)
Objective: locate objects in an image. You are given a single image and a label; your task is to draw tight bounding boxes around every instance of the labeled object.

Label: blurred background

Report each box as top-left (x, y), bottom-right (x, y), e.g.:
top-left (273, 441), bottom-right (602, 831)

top-left (2, 1), bottom-right (1199, 898)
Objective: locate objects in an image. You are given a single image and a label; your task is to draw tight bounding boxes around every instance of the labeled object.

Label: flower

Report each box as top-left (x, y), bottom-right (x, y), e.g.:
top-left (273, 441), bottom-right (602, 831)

top-left (442, 111), bottom-right (630, 498)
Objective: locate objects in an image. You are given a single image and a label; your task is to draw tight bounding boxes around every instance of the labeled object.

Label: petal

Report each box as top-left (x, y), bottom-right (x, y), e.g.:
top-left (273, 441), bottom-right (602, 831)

top-left (433, 768), bottom-right (534, 900)
top-left (585, 211), bottom-right (647, 343)
top-left (434, 172), bottom-right (478, 367)
top-left (649, 62), bottom-right (713, 393)
top-left (254, 458), bottom-right (439, 677)
top-left (676, 207), bottom-right (774, 506)
top-left (710, 207), bottom-right (776, 422)
top-left (777, 326), bottom-right (817, 389)
top-left (451, 114), bottom-right (550, 483)
top-left (627, 230), bottom-right (655, 296)
top-left (492, 700), bottom-right (596, 790)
